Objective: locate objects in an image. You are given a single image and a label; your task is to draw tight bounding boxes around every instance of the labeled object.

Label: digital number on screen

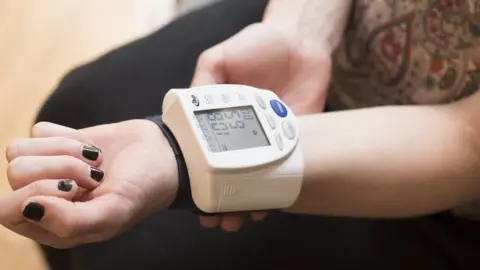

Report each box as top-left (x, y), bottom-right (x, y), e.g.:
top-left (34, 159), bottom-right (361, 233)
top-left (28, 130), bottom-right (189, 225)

top-left (194, 106), bottom-right (270, 152)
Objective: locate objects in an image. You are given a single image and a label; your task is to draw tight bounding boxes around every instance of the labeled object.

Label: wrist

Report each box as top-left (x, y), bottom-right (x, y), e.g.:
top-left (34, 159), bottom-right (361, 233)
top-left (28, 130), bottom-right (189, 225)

top-left (261, 21), bottom-right (333, 56)
top-left (141, 118), bottom-right (179, 212)
top-left (255, 22), bottom-right (333, 80)
top-left (162, 142), bottom-right (179, 209)
top-left (145, 115), bottom-right (205, 214)
top-left (262, 0), bottom-right (353, 54)
top-left (143, 116), bottom-right (179, 210)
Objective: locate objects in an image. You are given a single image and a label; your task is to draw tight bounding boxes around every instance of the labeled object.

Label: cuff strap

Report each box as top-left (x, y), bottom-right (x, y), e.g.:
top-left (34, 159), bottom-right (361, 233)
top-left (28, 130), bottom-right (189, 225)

top-left (145, 115), bottom-right (213, 216)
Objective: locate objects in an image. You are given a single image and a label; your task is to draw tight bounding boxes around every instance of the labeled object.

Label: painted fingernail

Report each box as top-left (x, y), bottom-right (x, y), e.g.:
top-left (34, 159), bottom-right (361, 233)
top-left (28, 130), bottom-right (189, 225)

top-left (90, 167), bottom-right (104, 182)
top-left (58, 180), bottom-right (74, 192)
top-left (23, 202), bottom-right (45, 222)
top-left (82, 145), bottom-right (101, 161)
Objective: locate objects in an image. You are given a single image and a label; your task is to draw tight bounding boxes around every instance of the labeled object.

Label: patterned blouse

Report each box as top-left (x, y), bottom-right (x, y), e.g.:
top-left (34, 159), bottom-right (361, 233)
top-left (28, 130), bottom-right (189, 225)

top-left (329, 0), bottom-right (480, 220)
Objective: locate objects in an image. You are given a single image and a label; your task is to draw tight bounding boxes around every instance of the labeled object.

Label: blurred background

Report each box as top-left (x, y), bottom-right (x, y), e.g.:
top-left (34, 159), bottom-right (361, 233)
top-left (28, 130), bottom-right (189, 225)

top-left (0, 0), bottom-right (216, 269)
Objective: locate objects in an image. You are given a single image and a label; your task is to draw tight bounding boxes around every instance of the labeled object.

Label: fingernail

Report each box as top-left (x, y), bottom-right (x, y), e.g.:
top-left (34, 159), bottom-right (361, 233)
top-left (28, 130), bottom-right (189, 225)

top-left (58, 180), bottom-right (74, 192)
top-left (23, 202), bottom-right (45, 222)
top-left (90, 167), bottom-right (104, 182)
top-left (82, 145), bottom-right (101, 161)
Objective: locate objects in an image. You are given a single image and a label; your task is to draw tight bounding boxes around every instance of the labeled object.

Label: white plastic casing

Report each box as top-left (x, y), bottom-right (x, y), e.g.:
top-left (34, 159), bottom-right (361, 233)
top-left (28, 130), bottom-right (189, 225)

top-left (162, 84), bottom-right (303, 213)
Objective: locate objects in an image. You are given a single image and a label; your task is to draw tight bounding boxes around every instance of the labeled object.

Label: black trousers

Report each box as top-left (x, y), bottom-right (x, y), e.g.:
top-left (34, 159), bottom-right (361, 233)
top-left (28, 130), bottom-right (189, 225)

top-left (35, 0), bottom-right (479, 269)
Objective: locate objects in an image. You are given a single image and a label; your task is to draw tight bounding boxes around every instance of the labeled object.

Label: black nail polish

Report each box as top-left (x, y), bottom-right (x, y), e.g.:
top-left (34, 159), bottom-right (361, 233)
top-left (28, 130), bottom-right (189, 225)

top-left (23, 202), bottom-right (45, 222)
top-left (90, 167), bottom-right (104, 182)
top-left (58, 180), bottom-right (74, 192)
top-left (82, 145), bottom-right (100, 161)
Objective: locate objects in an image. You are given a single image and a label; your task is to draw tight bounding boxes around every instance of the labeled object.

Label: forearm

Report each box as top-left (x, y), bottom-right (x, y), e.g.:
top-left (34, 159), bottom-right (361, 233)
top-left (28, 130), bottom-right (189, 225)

top-left (263, 0), bottom-right (352, 52)
top-left (285, 104), bottom-right (480, 218)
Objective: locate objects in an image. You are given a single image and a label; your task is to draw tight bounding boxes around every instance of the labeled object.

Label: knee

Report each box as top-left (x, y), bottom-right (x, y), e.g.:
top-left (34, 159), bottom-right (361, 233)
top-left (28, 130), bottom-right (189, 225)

top-left (35, 65), bottom-right (95, 129)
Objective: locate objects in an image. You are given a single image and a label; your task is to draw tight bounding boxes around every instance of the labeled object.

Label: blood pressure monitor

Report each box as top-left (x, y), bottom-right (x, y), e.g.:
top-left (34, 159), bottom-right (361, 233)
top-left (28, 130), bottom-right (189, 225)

top-left (160, 84), bottom-right (304, 214)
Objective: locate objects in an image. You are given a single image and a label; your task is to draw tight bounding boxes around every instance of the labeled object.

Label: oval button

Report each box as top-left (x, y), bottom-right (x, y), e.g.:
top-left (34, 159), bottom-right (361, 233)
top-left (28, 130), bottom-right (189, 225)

top-left (265, 113), bottom-right (276, 129)
top-left (270, 100), bottom-right (288, 118)
top-left (275, 131), bottom-right (284, 151)
top-left (282, 120), bottom-right (296, 140)
top-left (255, 95), bottom-right (267, 109)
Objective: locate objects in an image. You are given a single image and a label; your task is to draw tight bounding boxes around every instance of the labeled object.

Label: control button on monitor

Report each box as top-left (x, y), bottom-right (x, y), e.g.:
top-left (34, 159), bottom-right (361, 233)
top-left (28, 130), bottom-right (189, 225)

top-left (270, 100), bottom-right (288, 117)
top-left (237, 92), bottom-right (246, 101)
top-left (255, 95), bottom-right (267, 109)
top-left (221, 93), bottom-right (231, 103)
top-left (265, 113), bottom-right (277, 129)
top-left (275, 131), bottom-right (284, 151)
top-left (282, 120), bottom-right (296, 140)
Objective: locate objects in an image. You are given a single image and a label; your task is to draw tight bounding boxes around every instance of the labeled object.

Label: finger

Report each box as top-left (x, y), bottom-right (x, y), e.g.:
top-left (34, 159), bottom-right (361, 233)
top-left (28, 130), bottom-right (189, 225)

top-left (199, 216), bottom-right (221, 228)
top-left (291, 105), bottom-right (323, 115)
top-left (4, 222), bottom-right (75, 249)
top-left (191, 46), bottom-right (227, 86)
top-left (32, 122), bottom-right (99, 149)
top-left (32, 122), bottom-right (77, 138)
top-left (220, 213), bottom-right (245, 232)
top-left (21, 194), bottom-right (131, 241)
top-left (6, 137), bottom-right (102, 165)
top-left (8, 156), bottom-right (104, 190)
top-left (250, 211), bottom-right (268, 221)
top-left (0, 179), bottom-right (78, 224)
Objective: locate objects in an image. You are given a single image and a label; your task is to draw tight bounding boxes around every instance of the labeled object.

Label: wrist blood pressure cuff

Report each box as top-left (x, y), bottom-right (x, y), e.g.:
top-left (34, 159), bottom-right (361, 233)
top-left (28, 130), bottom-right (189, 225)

top-left (145, 115), bottom-right (214, 216)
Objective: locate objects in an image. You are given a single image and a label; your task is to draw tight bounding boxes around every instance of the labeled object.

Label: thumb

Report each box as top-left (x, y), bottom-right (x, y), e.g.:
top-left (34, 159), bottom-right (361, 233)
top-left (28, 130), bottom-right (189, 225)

top-left (21, 194), bottom-right (134, 241)
top-left (0, 179), bottom-right (78, 224)
top-left (191, 45), bottom-right (227, 86)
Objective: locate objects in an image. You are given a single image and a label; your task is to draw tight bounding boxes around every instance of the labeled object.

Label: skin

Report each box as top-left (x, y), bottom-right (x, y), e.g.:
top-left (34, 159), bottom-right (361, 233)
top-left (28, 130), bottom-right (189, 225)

top-left (2, 0), bottom-right (352, 236)
top-left (1, 89), bottom-right (480, 248)
top-left (0, 179), bottom-right (79, 247)
top-left (2, 0), bottom-right (479, 248)
top-left (191, 0), bottom-right (352, 229)
top-left (3, 121), bottom-right (178, 248)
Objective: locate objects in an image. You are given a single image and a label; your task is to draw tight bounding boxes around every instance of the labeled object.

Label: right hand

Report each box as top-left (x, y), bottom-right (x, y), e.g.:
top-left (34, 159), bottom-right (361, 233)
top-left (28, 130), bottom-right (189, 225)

top-left (191, 22), bottom-right (332, 114)
top-left (191, 22), bottom-right (333, 231)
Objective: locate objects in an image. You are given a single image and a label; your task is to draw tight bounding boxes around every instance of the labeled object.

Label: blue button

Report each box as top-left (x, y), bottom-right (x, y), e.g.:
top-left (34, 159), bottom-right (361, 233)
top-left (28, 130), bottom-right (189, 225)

top-left (270, 100), bottom-right (288, 117)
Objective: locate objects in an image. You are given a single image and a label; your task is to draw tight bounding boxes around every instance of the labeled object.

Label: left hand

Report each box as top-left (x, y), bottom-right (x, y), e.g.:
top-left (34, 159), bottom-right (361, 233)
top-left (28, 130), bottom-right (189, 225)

top-left (0, 179), bottom-right (80, 248)
top-left (4, 120), bottom-right (179, 248)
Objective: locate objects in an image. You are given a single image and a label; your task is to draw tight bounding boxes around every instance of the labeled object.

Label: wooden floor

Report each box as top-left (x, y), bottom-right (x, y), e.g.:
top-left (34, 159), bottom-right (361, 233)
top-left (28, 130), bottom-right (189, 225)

top-left (0, 1), bottom-right (175, 268)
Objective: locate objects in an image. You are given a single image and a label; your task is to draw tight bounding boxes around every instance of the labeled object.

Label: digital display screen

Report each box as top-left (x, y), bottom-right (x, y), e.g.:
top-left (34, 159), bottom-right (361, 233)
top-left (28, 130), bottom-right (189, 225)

top-left (194, 106), bottom-right (270, 152)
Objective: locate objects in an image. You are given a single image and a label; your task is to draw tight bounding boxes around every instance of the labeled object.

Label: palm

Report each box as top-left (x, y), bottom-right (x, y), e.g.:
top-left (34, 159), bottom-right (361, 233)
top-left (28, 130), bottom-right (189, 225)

top-left (78, 120), bottom-right (177, 219)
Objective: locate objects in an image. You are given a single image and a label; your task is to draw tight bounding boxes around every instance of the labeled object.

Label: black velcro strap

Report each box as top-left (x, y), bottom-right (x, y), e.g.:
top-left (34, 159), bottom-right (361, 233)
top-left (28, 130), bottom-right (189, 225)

top-left (145, 115), bottom-right (215, 216)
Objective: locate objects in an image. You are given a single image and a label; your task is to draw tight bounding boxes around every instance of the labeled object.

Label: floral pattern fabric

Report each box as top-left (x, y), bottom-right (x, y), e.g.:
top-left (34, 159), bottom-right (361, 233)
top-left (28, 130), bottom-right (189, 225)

top-left (330, 0), bottom-right (480, 220)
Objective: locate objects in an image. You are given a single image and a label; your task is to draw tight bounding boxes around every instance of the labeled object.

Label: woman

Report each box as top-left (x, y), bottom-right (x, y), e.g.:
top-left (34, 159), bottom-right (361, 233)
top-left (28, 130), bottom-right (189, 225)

top-left (1, 0), bottom-right (479, 269)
